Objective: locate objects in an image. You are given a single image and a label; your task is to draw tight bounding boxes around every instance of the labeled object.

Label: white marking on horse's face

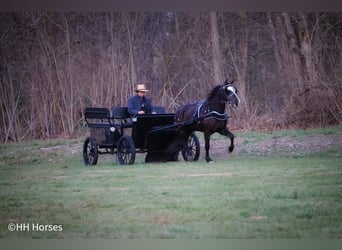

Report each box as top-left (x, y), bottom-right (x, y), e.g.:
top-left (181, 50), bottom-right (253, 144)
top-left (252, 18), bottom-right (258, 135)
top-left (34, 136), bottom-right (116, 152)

top-left (227, 85), bottom-right (236, 94)
top-left (226, 85), bottom-right (240, 107)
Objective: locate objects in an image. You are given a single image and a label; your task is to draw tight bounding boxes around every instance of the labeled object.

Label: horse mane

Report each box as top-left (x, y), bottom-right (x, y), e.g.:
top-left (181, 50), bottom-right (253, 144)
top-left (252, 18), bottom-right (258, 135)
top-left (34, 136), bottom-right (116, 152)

top-left (206, 85), bottom-right (222, 102)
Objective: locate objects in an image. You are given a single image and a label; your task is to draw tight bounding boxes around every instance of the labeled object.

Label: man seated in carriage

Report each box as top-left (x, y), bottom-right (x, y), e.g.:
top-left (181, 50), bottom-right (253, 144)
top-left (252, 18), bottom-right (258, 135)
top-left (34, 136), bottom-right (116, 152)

top-left (127, 84), bottom-right (156, 117)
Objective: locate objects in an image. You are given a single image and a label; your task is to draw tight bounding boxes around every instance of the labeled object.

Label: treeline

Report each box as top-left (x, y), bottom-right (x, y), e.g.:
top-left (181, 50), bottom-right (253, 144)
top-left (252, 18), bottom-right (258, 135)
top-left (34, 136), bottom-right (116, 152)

top-left (1, 12), bottom-right (342, 142)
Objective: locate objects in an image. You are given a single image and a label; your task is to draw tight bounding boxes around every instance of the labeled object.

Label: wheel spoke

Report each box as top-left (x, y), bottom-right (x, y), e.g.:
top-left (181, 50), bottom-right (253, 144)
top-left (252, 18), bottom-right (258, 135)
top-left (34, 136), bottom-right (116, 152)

top-left (117, 136), bottom-right (135, 165)
top-left (181, 133), bottom-right (200, 162)
top-left (83, 137), bottom-right (98, 165)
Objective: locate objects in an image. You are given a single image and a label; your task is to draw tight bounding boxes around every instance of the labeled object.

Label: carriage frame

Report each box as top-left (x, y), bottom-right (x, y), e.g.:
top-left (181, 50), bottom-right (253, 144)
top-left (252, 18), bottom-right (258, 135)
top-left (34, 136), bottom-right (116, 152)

top-left (83, 106), bottom-right (200, 165)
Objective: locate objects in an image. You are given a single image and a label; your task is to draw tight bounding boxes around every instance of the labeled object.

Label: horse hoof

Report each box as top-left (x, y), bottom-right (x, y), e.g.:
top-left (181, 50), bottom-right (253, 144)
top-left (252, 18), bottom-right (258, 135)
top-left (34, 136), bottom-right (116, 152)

top-left (206, 158), bottom-right (214, 163)
top-left (228, 146), bottom-right (234, 153)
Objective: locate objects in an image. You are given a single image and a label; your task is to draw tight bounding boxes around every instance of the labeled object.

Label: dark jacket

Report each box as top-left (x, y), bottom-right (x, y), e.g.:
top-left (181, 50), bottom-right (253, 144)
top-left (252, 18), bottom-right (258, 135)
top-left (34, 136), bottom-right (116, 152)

top-left (127, 95), bottom-right (154, 116)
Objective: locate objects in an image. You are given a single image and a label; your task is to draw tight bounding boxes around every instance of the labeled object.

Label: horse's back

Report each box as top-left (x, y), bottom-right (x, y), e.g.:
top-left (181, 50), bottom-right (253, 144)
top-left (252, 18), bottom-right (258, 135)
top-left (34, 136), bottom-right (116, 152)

top-left (175, 102), bottom-right (197, 123)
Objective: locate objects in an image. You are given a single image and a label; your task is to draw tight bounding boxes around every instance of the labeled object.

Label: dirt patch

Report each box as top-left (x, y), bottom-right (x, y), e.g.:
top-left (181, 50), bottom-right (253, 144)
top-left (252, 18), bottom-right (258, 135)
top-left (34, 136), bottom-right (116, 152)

top-left (26, 127), bottom-right (342, 164)
top-left (65, 131), bottom-right (342, 163)
top-left (187, 172), bottom-right (231, 177)
top-left (51, 175), bottom-right (69, 180)
top-left (209, 132), bottom-right (342, 159)
top-left (153, 214), bottom-right (174, 225)
top-left (40, 143), bottom-right (82, 157)
top-left (90, 187), bottom-right (130, 192)
top-left (147, 172), bottom-right (231, 178)
top-left (250, 215), bottom-right (268, 221)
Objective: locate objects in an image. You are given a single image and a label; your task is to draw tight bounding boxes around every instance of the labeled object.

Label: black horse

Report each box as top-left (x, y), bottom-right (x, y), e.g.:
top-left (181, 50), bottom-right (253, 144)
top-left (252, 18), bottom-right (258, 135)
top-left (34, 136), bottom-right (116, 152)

top-left (175, 79), bottom-right (240, 162)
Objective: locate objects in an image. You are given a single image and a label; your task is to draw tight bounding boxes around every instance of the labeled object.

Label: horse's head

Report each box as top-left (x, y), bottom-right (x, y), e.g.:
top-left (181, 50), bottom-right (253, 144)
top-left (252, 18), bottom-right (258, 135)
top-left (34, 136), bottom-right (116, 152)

top-left (222, 80), bottom-right (240, 108)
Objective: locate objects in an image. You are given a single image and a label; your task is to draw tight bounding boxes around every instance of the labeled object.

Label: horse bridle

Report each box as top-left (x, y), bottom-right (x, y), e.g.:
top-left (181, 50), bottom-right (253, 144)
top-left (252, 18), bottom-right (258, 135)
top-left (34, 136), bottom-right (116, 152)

top-left (204, 85), bottom-right (240, 105)
top-left (225, 85), bottom-right (241, 105)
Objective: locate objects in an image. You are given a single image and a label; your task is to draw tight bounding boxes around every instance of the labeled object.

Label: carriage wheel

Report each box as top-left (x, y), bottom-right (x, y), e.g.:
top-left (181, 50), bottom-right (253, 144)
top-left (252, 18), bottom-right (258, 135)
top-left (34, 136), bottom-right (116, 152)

top-left (83, 137), bottom-right (98, 165)
top-left (182, 132), bottom-right (200, 161)
top-left (117, 136), bottom-right (136, 165)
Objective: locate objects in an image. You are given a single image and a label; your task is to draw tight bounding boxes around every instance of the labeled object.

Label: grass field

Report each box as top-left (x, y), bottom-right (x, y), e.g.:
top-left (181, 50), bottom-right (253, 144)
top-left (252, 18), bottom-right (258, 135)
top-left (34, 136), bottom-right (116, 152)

top-left (0, 126), bottom-right (341, 238)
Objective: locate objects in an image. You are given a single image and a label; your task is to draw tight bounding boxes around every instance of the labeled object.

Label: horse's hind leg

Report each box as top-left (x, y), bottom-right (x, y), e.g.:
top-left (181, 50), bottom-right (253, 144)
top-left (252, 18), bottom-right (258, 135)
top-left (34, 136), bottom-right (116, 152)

top-left (204, 132), bottom-right (213, 162)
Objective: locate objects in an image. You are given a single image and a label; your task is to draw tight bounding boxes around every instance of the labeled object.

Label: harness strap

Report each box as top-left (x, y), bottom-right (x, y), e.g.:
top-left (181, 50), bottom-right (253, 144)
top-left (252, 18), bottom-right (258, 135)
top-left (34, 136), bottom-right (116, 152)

top-left (193, 101), bottom-right (229, 122)
top-left (202, 111), bottom-right (229, 121)
top-left (193, 101), bottom-right (205, 120)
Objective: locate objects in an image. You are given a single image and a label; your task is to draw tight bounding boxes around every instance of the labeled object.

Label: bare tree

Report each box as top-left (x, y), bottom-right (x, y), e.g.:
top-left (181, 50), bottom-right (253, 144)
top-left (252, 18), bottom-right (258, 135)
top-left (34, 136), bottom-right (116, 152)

top-left (1, 12), bottom-right (341, 142)
top-left (210, 12), bottom-right (223, 84)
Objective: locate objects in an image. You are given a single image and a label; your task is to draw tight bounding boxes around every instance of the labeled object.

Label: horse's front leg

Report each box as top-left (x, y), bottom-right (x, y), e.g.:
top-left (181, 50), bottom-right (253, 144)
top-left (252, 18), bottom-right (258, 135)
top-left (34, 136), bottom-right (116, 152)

top-left (219, 127), bottom-right (235, 153)
top-left (228, 131), bottom-right (235, 152)
top-left (204, 132), bottom-right (213, 162)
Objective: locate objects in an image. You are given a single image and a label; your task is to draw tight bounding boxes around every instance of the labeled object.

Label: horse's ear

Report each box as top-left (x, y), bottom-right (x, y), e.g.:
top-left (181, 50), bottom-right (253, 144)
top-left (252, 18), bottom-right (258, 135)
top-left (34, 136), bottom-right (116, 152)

top-left (230, 79), bottom-right (235, 85)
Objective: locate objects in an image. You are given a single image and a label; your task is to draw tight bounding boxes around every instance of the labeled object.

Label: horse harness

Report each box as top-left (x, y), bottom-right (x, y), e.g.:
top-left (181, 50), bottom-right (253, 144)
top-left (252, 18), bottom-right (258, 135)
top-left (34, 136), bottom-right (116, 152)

top-left (193, 100), bottom-right (229, 123)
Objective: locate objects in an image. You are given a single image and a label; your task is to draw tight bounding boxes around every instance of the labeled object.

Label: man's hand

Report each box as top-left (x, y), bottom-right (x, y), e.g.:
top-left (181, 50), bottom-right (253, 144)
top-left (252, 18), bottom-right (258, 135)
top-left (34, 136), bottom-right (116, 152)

top-left (137, 110), bottom-right (145, 115)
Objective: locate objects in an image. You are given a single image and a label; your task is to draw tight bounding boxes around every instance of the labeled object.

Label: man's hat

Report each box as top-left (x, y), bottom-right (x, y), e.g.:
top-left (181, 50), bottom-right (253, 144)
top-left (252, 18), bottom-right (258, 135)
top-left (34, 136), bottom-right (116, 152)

top-left (135, 84), bottom-right (149, 92)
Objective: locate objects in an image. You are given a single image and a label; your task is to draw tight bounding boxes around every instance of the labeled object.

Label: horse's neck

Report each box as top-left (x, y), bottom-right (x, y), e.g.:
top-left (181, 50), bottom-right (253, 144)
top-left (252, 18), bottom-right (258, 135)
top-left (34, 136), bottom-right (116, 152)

top-left (203, 100), bottom-right (226, 113)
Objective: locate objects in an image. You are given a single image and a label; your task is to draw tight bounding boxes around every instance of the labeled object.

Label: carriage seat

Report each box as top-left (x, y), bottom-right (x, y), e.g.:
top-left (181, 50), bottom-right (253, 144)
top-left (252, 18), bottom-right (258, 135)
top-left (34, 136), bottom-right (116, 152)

top-left (84, 107), bottom-right (111, 128)
top-left (112, 106), bottom-right (133, 128)
top-left (112, 106), bottom-right (130, 119)
top-left (85, 107), bottom-right (110, 120)
top-left (153, 106), bottom-right (166, 114)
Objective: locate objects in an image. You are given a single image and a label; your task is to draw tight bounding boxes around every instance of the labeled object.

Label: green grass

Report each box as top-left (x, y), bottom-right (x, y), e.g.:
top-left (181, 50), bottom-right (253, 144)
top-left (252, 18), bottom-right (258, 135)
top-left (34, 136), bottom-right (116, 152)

top-left (0, 128), bottom-right (341, 239)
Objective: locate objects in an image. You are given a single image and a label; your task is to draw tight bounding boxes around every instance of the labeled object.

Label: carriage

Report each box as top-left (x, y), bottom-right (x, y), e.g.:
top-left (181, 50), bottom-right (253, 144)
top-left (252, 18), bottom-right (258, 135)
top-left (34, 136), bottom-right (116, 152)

top-left (82, 106), bottom-right (200, 165)
top-left (83, 79), bottom-right (240, 165)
